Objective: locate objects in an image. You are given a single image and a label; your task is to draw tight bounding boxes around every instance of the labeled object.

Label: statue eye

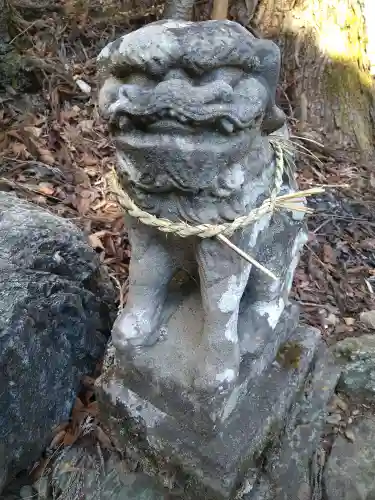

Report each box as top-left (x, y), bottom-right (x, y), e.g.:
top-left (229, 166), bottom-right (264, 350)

top-left (113, 67), bottom-right (158, 87)
top-left (198, 67), bottom-right (244, 86)
top-left (123, 73), bottom-right (157, 88)
top-left (164, 68), bottom-right (191, 81)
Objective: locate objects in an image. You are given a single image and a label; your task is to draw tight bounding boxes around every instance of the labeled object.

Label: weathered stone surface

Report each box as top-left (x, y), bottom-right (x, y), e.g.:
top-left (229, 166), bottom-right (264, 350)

top-left (96, 326), bottom-right (320, 500)
top-left (259, 346), bottom-right (341, 500)
top-left (325, 416), bottom-right (375, 500)
top-left (114, 302), bottom-right (300, 436)
top-left (359, 310), bottom-right (375, 330)
top-left (332, 335), bottom-right (375, 399)
top-left (244, 477), bottom-right (275, 500)
top-left (98, 19), bottom-right (307, 395)
top-left (0, 193), bottom-right (115, 487)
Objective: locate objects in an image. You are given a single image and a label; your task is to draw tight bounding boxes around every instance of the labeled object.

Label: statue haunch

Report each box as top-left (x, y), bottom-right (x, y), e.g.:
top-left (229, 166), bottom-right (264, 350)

top-left (97, 20), bottom-right (303, 392)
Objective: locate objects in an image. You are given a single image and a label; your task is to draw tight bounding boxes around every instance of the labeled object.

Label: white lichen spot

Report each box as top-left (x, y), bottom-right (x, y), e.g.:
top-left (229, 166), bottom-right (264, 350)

top-left (221, 384), bottom-right (243, 421)
top-left (215, 368), bottom-right (236, 383)
top-left (285, 229), bottom-right (308, 293)
top-left (175, 135), bottom-right (195, 152)
top-left (218, 275), bottom-right (242, 313)
top-left (97, 44), bottom-right (111, 61)
top-left (53, 251), bottom-right (63, 264)
top-left (107, 379), bottom-right (124, 406)
top-left (291, 209), bottom-right (305, 221)
top-left (162, 20), bottom-right (191, 28)
top-left (254, 298), bottom-right (285, 329)
top-left (292, 229), bottom-right (308, 256)
top-left (224, 313), bottom-right (238, 343)
top-left (269, 278), bottom-right (282, 295)
top-left (225, 163), bottom-right (245, 190)
top-left (249, 214), bottom-right (271, 248)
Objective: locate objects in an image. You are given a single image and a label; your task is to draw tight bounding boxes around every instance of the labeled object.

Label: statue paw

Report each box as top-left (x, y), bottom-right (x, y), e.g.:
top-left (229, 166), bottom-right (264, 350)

top-left (111, 309), bottom-right (158, 351)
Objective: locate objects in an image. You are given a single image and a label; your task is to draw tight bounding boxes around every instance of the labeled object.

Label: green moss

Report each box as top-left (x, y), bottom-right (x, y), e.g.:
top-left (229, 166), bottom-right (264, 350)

top-left (0, 38), bottom-right (36, 92)
top-left (321, 7), bottom-right (373, 151)
top-left (276, 341), bottom-right (304, 370)
top-left (323, 58), bottom-right (373, 150)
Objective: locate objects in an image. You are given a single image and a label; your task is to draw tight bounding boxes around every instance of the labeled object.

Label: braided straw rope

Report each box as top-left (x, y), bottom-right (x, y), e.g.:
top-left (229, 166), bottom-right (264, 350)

top-left (109, 142), bottom-right (324, 279)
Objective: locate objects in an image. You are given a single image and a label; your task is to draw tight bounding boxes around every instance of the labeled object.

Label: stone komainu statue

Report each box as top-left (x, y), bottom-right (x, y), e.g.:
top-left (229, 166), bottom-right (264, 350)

top-left (97, 0), bottom-right (307, 394)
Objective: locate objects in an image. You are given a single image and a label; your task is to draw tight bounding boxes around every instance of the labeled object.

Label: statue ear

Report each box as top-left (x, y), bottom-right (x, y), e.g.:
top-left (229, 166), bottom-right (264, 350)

top-left (98, 76), bottom-right (123, 119)
top-left (261, 105), bottom-right (286, 135)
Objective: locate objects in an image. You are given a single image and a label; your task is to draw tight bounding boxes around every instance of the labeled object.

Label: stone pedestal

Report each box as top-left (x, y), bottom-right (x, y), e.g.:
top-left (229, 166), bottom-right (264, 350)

top-left (96, 289), bottom-right (341, 500)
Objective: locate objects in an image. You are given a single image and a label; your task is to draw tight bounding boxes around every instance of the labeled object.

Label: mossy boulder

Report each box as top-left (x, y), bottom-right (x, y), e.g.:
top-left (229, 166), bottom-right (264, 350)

top-left (332, 335), bottom-right (375, 400)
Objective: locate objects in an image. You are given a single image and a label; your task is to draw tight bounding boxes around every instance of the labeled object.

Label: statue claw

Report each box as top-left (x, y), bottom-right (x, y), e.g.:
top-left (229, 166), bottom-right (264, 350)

top-left (111, 309), bottom-right (159, 351)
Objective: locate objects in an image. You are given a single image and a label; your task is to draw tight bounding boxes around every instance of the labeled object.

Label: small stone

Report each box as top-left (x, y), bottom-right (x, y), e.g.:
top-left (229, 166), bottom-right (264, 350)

top-left (326, 413), bottom-right (342, 425)
top-left (344, 317), bottom-right (355, 326)
top-left (326, 313), bottom-right (339, 326)
top-left (330, 394), bottom-right (348, 412)
top-left (359, 310), bottom-right (375, 329)
top-left (34, 477), bottom-right (49, 499)
top-left (348, 417), bottom-right (353, 424)
top-left (325, 417), bottom-right (375, 500)
top-left (352, 409), bottom-right (360, 416)
top-left (344, 429), bottom-right (355, 442)
top-left (19, 485), bottom-right (34, 499)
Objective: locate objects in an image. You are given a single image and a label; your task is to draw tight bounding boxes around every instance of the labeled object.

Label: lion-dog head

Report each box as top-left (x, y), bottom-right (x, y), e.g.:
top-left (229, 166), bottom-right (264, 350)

top-left (98, 20), bottom-right (286, 224)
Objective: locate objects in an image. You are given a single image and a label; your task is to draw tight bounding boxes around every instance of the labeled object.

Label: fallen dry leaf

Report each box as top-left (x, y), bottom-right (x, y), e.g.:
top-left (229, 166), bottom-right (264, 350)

top-left (95, 426), bottom-right (113, 450)
top-left (360, 238), bottom-right (375, 251)
top-left (24, 126), bottom-right (43, 138)
top-left (38, 182), bottom-right (55, 196)
top-left (38, 148), bottom-right (55, 165)
top-left (81, 152), bottom-right (99, 167)
top-left (11, 142), bottom-right (29, 158)
top-left (50, 430), bottom-right (66, 449)
top-left (86, 401), bottom-right (99, 417)
top-left (75, 195), bottom-right (91, 215)
top-left (88, 233), bottom-right (105, 250)
top-left (322, 244), bottom-right (337, 265)
top-left (63, 430), bottom-right (80, 446)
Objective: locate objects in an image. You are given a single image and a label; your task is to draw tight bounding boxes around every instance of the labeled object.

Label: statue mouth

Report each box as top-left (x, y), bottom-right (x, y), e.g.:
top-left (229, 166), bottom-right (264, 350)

top-left (98, 20), bottom-right (286, 139)
top-left (111, 105), bottom-right (264, 136)
top-left (106, 76), bottom-right (267, 137)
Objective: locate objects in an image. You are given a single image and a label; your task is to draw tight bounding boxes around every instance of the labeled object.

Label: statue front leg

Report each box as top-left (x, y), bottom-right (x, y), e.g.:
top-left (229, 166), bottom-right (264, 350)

top-left (112, 219), bottom-right (176, 351)
top-left (194, 238), bottom-right (252, 392)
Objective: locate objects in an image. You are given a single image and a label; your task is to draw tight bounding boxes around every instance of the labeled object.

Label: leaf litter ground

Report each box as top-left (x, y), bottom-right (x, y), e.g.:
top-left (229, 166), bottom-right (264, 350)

top-left (1, 0), bottom-right (375, 493)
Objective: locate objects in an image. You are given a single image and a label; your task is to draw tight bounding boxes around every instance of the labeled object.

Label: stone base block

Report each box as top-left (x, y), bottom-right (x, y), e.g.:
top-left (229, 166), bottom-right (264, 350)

top-left (96, 326), bottom-right (321, 500)
top-left (244, 344), bottom-right (342, 499)
top-left (114, 288), bottom-right (301, 436)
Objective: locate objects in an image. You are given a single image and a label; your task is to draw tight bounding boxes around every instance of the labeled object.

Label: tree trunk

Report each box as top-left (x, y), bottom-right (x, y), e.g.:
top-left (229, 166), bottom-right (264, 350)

top-left (246, 0), bottom-right (375, 156)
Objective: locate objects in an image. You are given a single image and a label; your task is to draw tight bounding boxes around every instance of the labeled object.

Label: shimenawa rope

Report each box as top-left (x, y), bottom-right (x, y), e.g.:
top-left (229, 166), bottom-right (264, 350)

top-left (109, 142), bottom-right (324, 280)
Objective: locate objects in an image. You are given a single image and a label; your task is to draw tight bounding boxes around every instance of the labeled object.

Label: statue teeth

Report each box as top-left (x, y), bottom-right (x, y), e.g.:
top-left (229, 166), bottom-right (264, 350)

top-left (221, 118), bottom-right (234, 134)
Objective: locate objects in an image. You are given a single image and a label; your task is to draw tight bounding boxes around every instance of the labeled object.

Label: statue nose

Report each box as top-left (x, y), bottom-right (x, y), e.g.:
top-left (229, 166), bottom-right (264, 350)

top-left (164, 68), bottom-right (192, 82)
top-left (155, 78), bottom-right (234, 104)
